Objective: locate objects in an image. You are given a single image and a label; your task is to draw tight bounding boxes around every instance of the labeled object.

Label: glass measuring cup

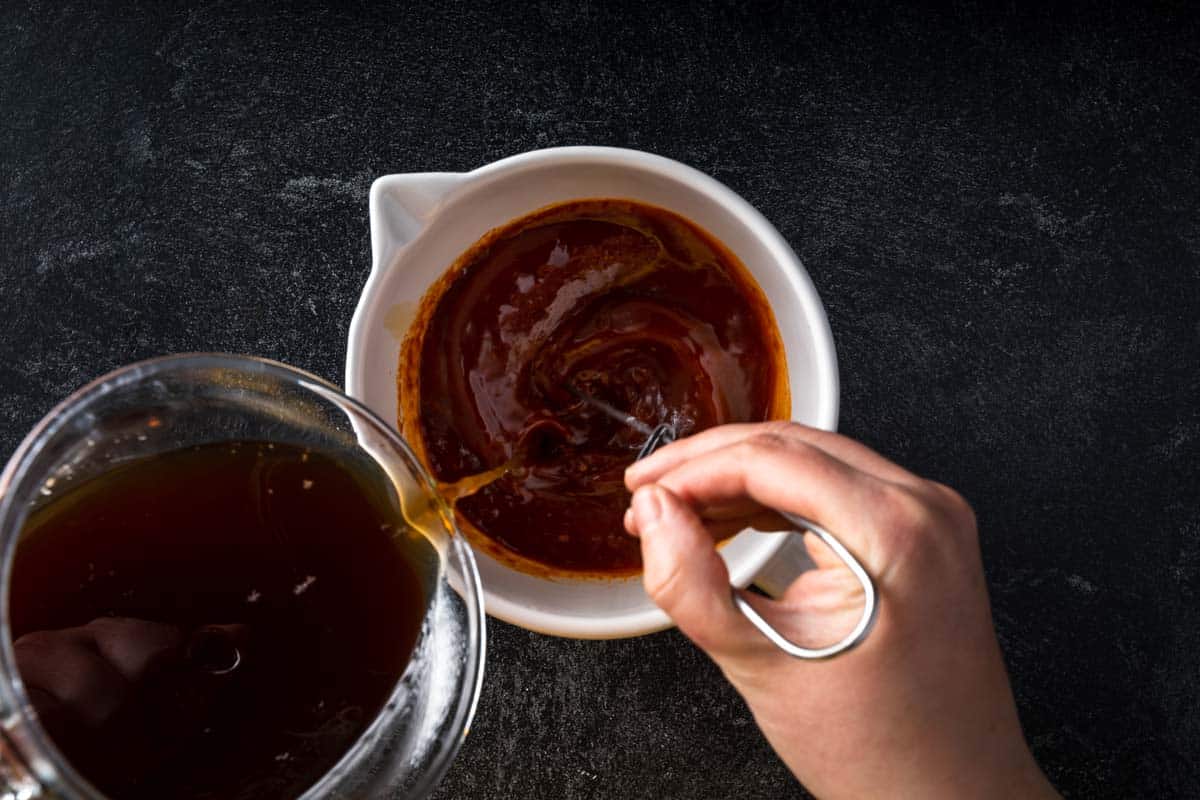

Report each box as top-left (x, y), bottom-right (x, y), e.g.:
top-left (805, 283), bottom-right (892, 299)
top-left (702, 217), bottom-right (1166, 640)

top-left (0, 354), bottom-right (484, 799)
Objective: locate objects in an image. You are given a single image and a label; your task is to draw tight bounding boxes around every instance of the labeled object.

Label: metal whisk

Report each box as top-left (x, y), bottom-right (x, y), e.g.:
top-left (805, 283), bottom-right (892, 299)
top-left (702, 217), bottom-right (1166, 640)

top-left (571, 385), bottom-right (877, 660)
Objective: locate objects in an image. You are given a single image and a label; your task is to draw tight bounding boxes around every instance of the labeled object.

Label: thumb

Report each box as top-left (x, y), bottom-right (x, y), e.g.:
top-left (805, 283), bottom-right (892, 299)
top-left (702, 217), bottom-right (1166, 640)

top-left (630, 485), bottom-right (757, 658)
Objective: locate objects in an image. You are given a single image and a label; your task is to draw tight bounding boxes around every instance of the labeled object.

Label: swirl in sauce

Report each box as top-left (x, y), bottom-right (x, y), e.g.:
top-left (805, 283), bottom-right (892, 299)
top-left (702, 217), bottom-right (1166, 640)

top-left (400, 199), bottom-right (788, 576)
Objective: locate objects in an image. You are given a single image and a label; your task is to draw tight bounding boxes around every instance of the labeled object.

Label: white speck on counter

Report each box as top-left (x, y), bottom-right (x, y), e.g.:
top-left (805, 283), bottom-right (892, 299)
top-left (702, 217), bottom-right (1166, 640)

top-left (293, 575), bottom-right (317, 595)
top-left (1067, 574), bottom-right (1097, 594)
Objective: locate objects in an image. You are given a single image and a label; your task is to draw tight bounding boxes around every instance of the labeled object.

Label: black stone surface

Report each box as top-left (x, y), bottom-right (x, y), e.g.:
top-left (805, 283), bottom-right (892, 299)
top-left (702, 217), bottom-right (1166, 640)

top-left (2, 2), bottom-right (1198, 798)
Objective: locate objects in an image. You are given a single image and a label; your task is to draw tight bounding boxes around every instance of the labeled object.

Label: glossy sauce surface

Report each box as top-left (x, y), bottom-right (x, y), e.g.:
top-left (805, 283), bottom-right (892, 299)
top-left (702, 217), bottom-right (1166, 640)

top-left (10, 442), bottom-right (430, 800)
top-left (404, 199), bottom-right (787, 575)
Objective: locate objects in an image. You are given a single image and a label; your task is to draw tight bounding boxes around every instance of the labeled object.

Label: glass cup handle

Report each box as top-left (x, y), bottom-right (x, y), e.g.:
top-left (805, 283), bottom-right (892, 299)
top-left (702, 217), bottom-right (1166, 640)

top-left (733, 514), bottom-right (879, 660)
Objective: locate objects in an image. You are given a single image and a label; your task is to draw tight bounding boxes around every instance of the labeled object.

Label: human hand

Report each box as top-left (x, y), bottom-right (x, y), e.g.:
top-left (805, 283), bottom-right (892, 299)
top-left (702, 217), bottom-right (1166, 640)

top-left (624, 422), bottom-right (1058, 800)
top-left (14, 617), bottom-right (184, 730)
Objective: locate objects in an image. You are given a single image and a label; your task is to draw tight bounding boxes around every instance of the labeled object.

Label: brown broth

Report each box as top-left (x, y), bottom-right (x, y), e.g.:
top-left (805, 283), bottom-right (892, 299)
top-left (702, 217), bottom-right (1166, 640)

top-left (9, 441), bottom-right (431, 800)
top-left (401, 198), bottom-right (788, 576)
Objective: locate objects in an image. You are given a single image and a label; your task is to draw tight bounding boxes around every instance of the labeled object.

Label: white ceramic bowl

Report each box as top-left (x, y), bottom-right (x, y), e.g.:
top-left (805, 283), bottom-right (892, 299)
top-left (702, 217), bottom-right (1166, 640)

top-left (346, 146), bottom-right (838, 638)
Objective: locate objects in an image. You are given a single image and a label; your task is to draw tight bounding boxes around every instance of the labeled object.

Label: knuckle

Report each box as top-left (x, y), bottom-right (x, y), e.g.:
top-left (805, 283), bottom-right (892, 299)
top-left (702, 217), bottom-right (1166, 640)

top-left (738, 430), bottom-right (809, 462)
top-left (933, 482), bottom-right (977, 528)
top-left (881, 485), bottom-right (933, 533)
top-left (743, 431), bottom-right (788, 454)
top-left (876, 482), bottom-right (981, 568)
top-left (876, 485), bottom-right (936, 560)
top-left (761, 420), bottom-right (805, 439)
top-left (643, 562), bottom-right (687, 611)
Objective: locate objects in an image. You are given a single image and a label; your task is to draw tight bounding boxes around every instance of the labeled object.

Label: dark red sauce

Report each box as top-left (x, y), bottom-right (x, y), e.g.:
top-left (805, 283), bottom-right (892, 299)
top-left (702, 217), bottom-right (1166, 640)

top-left (402, 199), bottom-right (787, 575)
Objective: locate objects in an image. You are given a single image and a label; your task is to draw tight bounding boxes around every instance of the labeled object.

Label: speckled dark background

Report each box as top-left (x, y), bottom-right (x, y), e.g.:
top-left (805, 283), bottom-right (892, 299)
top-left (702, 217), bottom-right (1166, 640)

top-left (2, 1), bottom-right (1199, 798)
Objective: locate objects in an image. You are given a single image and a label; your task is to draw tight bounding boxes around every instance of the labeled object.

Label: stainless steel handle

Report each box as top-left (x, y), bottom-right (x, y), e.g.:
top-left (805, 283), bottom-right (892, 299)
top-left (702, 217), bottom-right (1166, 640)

top-left (734, 513), bottom-right (878, 660)
top-left (629, 426), bottom-right (877, 660)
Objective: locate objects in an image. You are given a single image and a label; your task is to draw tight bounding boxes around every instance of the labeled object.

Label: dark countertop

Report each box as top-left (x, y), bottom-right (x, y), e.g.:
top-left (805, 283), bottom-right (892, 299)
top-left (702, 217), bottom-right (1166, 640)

top-left (2, 2), bottom-right (1198, 798)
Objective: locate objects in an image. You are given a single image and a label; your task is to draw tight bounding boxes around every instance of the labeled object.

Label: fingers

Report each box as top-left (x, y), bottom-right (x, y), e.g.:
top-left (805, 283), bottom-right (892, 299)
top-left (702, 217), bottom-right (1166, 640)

top-left (14, 618), bottom-right (185, 728)
top-left (636, 433), bottom-right (889, 567)
top-left (14, 628), bottom-right (129, 726)
top-left (627, 421), bottom-right (921, 491)
top-left (86, 617), bottom-right (184, 681)
top-left (627, 485), bottom-right (760, 658)
top-left (626, 503), bottom-right (790, 540)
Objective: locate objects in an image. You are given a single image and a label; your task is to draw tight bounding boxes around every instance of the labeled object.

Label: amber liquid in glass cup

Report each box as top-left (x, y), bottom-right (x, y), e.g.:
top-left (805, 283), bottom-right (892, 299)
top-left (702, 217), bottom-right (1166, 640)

top-left (0, 355), bottom-right (484, 800)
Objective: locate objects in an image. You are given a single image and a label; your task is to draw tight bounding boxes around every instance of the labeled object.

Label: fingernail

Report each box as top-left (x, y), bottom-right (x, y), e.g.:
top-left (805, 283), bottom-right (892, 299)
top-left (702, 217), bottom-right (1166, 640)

top-left (632, 486), bottom-right (664, 531)
top-left (623, 507), bottom-right (637, 535)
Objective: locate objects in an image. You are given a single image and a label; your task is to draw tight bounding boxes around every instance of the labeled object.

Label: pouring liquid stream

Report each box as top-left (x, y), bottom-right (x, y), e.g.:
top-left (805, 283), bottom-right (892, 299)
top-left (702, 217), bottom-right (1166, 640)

top-left (431, 386), bottom-right (659, 507)
top-left (435, 459), bottom-right (522, 503)
top-left (400, 387), bottom-right (675, 560)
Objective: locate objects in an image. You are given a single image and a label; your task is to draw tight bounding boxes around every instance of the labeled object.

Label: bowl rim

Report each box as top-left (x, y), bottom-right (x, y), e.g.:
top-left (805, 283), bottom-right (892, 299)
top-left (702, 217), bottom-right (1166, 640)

top-left (346, 145), bottom-right (840, 638)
